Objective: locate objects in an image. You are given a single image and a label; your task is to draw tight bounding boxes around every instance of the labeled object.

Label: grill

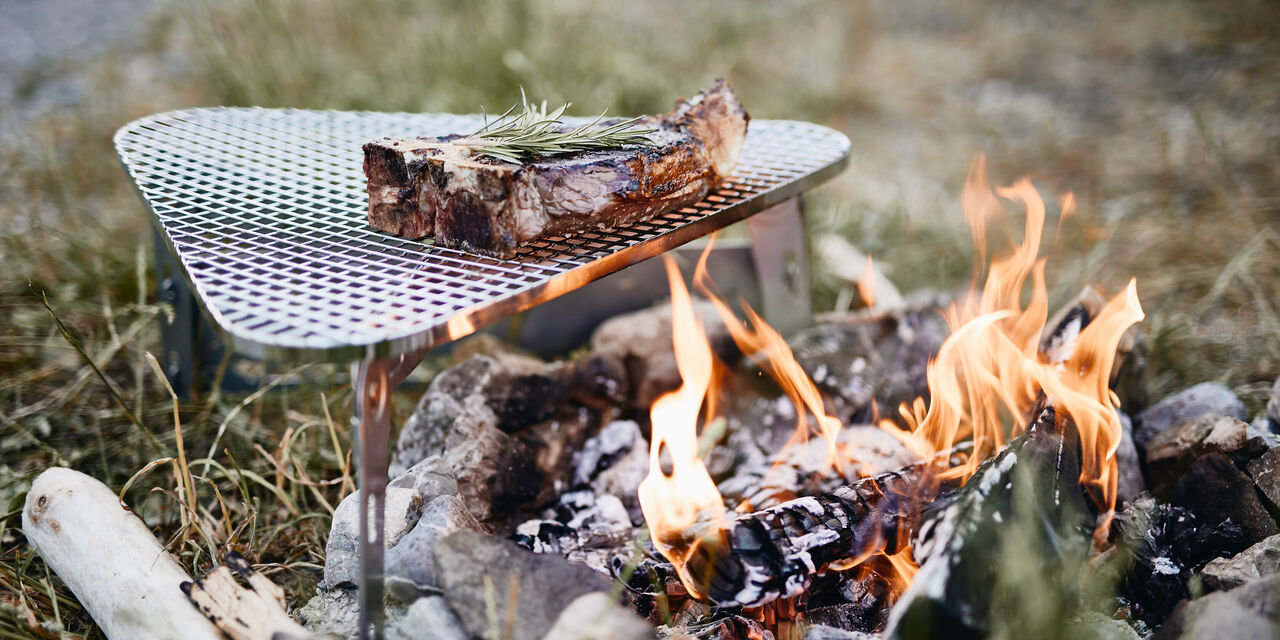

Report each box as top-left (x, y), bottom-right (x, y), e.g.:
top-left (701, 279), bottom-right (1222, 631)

top-left (114, 107), bottom-right (850, 639)
top-left (115, 108), bottom-right (851, 363)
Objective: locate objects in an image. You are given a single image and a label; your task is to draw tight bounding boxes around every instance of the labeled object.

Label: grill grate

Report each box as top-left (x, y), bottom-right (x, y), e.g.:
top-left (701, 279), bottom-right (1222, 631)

top-left (115, 108), bottom-right (850, 362)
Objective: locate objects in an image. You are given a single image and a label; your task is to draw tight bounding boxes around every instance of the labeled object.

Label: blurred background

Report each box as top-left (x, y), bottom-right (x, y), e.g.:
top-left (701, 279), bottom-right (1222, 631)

top-left (1, 0), bottom-right (1277, 636)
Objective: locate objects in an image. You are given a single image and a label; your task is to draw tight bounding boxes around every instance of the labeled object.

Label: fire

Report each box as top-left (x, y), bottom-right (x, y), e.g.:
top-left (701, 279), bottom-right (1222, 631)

top-left (637, 153), bottom-right (1143, 604)
top-left (636, 257), bottom-right (728, 598)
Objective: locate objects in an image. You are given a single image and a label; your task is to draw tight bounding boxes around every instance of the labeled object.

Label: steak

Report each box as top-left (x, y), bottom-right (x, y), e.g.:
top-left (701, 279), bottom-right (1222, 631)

top-left (362, 79), bottom-right (749, 258)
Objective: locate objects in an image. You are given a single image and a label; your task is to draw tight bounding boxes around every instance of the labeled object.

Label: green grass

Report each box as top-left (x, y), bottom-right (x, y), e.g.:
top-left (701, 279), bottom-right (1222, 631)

top-left (1, 0), bottom-right (1278, 637)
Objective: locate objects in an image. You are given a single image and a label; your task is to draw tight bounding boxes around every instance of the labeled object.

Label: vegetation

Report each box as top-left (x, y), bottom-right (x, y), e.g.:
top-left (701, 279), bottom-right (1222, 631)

top-left (1, 0), bottom-right (1277, 637)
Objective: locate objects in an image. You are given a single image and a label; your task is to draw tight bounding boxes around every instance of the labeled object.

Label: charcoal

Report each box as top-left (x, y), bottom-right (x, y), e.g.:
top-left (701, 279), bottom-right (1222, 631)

top-left (1172, 451), bottom-right (1279, 543)
top-left (1145, 415), bottom-right (1269, 495)
top-left (1153, 574), bottom-right (1280, 640)
top-left (589, 298), bottom-right (737, 410)
top-left (1112, 494), bottom-right (1251, 624)
top-left (1248, 446), bottom-right (1280, 508)
top-left (1134, 382), bottom-right (1248, 450)
top-left (517, 407), bottom-right (603, 509)
top-left (384, 495), bottom-right (482, 601)
top-left (787, 309), bottom-right (948, 426)
top-left (514, 492), bottom-right (634, 574)
top-left (885, 409), bottom-right (1092, 639)
top-left (567, 353), bottom-right (630, 407)
top-left (1040, 287), bottom-right (1149, 412)
top-left (804, 626), bottom-right (877, 640)
top-left (544, 592), bottom-right (654, 640)
top-left (432, 530), bottom-right (614, 640)
top-left (388, 596), bottom-right (468, 640)
top-left (1268, 375), bottom-right (1280, 431)
top-left (574, 420), bottom-right (650, 516)
top-left (319, 486), bottom-right (424, 590)
top-left (1200, 533), bottom-right (1280, 592)
top-left (687, 463), bottom-right (928, 608)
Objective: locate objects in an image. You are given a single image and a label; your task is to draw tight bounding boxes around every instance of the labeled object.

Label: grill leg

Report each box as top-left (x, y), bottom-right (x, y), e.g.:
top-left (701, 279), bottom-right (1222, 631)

top-left (745, 196), bottom-right (812, 335)
top-left (351, 347), bottom-right (431, 640)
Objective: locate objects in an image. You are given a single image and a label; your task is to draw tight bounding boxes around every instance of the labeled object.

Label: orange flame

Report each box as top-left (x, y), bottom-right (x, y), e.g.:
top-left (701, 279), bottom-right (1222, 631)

top-left (858, 254), bottom-right (877, 308)
top-left (638, 153), bottom-right (1143, 602)
top-left (637, 257), bottom-right (727, 598)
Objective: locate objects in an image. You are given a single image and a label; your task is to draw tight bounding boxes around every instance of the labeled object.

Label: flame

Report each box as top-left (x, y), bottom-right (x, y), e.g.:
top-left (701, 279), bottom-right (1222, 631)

top-left (637, 257), bottom-right (727, 598)
top-left (638, 153), bottom-right (1144, 604)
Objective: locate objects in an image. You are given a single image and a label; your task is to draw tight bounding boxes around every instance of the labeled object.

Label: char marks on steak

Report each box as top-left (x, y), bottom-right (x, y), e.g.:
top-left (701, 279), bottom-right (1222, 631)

top-left (363, 79), bottom-right (749, 258)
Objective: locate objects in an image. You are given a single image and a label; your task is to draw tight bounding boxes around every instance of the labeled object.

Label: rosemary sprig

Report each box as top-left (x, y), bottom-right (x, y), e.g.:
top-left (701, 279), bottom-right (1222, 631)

top-left (456, 88), bottom-right (656, 163)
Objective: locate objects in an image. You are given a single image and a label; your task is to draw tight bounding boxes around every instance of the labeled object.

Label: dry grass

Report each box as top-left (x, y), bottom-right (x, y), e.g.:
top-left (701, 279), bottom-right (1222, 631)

top-left (0, 0), bottom-right (1277, 637)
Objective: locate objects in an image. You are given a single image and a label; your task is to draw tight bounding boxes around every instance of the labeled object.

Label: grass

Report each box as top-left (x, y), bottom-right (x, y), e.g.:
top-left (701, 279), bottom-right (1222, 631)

top-left (1, 0), bottom-right (1278, 637)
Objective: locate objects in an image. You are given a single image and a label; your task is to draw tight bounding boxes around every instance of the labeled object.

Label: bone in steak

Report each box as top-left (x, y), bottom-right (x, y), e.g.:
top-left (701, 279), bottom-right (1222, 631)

top-left (362, 80), bottom-right (749, 258)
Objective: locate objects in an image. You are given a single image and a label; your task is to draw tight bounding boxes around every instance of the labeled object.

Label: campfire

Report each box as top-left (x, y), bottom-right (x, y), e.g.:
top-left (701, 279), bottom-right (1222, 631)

top-left (261, 154), bottom-right (1278, 640)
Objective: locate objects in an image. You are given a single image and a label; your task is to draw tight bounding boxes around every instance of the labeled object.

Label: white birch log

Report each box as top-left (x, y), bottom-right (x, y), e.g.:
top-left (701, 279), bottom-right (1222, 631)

top-left (21, 467), bottom-right (223, 640)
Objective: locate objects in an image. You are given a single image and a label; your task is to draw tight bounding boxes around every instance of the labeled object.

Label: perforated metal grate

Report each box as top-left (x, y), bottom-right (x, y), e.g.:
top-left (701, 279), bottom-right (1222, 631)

top-left (115, 108), bottom-right (850, 362)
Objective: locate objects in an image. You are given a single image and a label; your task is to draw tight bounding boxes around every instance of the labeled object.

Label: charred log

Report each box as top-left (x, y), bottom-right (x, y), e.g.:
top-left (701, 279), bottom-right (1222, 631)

top-left (680, 463), bottom-right (934, 608)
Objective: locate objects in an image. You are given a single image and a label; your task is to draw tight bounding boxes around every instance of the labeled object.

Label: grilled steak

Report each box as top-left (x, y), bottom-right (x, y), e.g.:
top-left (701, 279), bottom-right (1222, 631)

top-left (363, 80), bottom-right (749, 258)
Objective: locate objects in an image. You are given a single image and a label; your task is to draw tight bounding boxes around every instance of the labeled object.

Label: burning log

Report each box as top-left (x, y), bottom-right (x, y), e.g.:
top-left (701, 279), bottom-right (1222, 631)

top-left (678, 463), bottom-right (934, 608)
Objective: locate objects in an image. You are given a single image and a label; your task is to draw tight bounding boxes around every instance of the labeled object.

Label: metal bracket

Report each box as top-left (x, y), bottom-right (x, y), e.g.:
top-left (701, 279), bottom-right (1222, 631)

top-left (745, 196), bottom-right (812, 335)
top-left (351, 346), bottom-right (430, 640)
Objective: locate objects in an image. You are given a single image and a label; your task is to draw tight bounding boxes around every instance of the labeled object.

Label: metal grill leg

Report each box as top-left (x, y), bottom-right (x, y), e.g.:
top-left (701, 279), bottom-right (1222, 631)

top-left (745, 196), bottom-right (812, 335)
top-left (351, 347), bottom-right (431, 640)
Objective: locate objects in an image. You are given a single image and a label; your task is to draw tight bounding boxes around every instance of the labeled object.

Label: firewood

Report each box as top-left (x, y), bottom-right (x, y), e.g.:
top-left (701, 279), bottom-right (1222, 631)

top-left (182, 552), bottom-right (315, 640)
top-left (21, 468), bottom-right (223, 640)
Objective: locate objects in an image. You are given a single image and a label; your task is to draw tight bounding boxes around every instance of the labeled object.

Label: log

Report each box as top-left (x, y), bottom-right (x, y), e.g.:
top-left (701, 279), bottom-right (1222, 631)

top-left (21, 468), bottom-right (222, 640)
top-left (182, 552), bottom-right (314, 640)
top-left (682, 463), bottom-right (934, 608)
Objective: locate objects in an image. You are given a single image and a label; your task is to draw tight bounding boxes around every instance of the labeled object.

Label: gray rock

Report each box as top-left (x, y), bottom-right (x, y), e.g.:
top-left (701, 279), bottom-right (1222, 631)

top-left (1249, 446), bottom-right (1280, 508)
top-left (804, 626), bottom-right (877, 640)
top-left (543, 592), bottom-right (653, 640)
top-left (1146, 415), bottom-right (1268, 495)
top-left (589, 298), bottom-right (736, 410)
top-left (385, 495), bottom-right (482, 601)
top-left (320, 486), bottom-right (424, 589)
top-left (1116, 413), bottom-right (1144, 504)
top-left (1134, 382), bottom-right (1248, 449)
top-left (297, 587), bottom-right (361, 638)
top-left (1172, 451), bottom-right (1279, 543)
top-left (1066, 613), bottom-right (1141, 640)
top-left (387, 596), bottom-right (468, 640)
top-left (393, 354), bottom-right (566, 475)
top-left (1155, 574), bottom-right (1280, 640)
top-left (1201, 533), bottom-right (1280, 592)
top-left (433, 530), bottom-right (614, 640)
top-left (388, 455), bottom-right (458, 498)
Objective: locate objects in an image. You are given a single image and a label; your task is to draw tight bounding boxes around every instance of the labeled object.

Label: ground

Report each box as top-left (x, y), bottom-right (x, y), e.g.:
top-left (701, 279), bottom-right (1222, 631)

top-left (0, 1), bottom-right (1277, 638)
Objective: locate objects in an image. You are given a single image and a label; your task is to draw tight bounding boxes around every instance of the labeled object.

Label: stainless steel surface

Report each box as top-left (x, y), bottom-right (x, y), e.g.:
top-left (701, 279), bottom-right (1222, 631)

top-left (353, 357), bottom-right (392, 640)
top-left (745, 197), bottom-right (811, 335)
top-left (114, 108), bottom-right (851, 363)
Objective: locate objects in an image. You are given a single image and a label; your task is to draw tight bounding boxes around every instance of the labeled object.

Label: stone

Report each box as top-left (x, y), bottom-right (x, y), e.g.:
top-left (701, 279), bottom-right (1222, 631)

top-left (1172, 451), bottom-right (1279, 544)
top-left (1201, 533), bottom-right (1280, 592)
top-left (517, 408), bottom-right (603, 508)
top-left (1154, 574), bottom-right (1280, 640)
top-left (385, 495), bottom-right (482, 601)
top-left (433, 530), bottom-right (614, 640)
top-left (1066, 613), bottom-right (1141, 640)
top-left (589, 298), bottom-right (736, 410)
top-left (296, 586), bottom-right (361, 638)
top-left (1145, 416), bottom-right (1267, 495)
top-left (391, 353), bottom-right (567, 473)
top-left (1115, 413), bottom-right (1144, 504)
top-left (1134, 382), bottom-right (1248, 450)
top-left (320, 486), bottom-right (423, 590)
top-left (542, 592), bottom-right (654, 640)
top-left (387, 455), bottom-right (458, 499)
top-left (804, 626), bottom-right (877, 640)
top-left (788, 309), bottom-right (948, 427)
top-left (1249, 447), bottom-right (1280, 508)
top-left (387, 596), bottom-right (468, 640)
